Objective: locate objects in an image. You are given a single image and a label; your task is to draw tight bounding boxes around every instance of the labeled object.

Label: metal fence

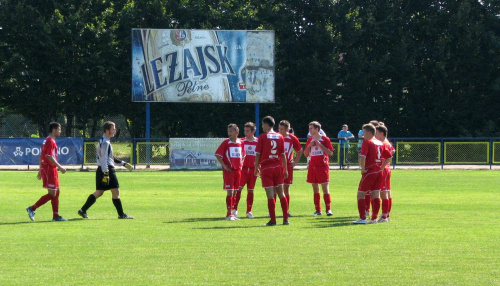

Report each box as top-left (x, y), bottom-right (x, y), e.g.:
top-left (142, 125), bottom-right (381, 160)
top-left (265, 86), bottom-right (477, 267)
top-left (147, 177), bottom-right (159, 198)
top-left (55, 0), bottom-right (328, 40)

top-left (80, 137), bottom-right (500, 169)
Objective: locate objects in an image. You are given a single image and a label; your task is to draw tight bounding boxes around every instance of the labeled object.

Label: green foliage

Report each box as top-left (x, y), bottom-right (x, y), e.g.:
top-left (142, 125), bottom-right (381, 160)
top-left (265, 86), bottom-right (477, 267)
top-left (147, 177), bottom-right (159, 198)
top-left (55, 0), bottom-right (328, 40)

top-left (1, 0), bottom-right (499, 138)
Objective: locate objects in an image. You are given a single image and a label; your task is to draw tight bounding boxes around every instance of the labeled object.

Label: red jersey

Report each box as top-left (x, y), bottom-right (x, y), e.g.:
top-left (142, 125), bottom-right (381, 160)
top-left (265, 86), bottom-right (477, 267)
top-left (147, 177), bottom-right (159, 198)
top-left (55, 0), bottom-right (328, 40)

top-left (40, 137), bottom-right (58, 168)
top-left (382, 139), bottom-right (395, 169)
top-left (215, 138), bottom-right (245, 170)
top-left (255, 131), bottom-right (285, 168)
top-left (283, 134), bottom-right (302, 163)
top-left (360, 138), bottom-right (392, 170)
top-left (305, 136), bottom-right (333, 167)
top-left (241, 137), bottom-right (258, 168)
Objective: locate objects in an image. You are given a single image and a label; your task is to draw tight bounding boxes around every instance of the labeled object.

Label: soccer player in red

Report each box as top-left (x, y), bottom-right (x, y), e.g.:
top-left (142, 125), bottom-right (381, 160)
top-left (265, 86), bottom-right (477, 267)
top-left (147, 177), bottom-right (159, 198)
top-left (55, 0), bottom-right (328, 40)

top-left (26, 122), bottom-right (68, 222)
top-left (364, 120), bottom-right (380, 218)
top-left (235, 122), bottom-right (258, 219)
top-left (254, 116), bottom-right (289, 226)
top-left (375, 123), bottom-right (395, 223)
top-left (303, 121), bottom-right (334, 216)
top-left (215, 123), bottom-right (245, 221)
top-left (278, 120), bottom-right (303, 217)
top-left (353, 124), bottom-right (392, 224)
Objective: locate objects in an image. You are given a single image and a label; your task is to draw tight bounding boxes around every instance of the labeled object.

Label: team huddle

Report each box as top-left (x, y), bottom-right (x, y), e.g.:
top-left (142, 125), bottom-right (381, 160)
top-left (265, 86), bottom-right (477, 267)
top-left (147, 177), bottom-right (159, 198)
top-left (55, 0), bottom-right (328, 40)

top-left (215, 116), bottom-right (395, 226)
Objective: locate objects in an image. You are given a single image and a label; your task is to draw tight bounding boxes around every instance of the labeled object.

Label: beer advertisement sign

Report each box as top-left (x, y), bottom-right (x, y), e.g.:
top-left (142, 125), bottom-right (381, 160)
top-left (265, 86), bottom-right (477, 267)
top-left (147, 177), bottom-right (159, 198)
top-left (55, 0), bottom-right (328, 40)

top-left (132, 29), bottom-right (275, 103)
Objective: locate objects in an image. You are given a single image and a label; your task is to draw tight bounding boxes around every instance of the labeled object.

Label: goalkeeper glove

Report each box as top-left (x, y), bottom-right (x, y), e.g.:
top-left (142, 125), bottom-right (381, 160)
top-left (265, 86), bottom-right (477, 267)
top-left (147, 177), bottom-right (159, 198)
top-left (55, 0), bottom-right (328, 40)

top-left (102, 171), bottom-right (110, 185)
top-left (123, 162), bottom-right (133, 171)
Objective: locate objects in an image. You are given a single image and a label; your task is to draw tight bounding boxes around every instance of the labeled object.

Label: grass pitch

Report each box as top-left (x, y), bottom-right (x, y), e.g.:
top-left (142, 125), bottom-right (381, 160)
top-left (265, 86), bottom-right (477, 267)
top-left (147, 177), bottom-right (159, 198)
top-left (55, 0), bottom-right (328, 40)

top-left (0, 169), bottom-right (498, 285)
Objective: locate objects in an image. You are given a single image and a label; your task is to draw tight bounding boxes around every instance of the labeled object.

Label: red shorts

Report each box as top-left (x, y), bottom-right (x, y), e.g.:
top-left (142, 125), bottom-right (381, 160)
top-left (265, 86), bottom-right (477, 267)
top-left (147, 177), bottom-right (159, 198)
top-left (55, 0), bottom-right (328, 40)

top-left (240, 167), bottom-right (257, 190)
top-left (284, 164), bottom-right (294, 185)
top-left (222, 169), bottom-right (241, 190)
top-left (381, 168), bottom-right (391, 192)
top-left (358, 169), bottom-right (383, 193)
top-left (41, 166), bottom-right (59, 190)
top-left (307, 165), bottom-right (329, 184)
top-left (260, 165), bottom-right (284, 188)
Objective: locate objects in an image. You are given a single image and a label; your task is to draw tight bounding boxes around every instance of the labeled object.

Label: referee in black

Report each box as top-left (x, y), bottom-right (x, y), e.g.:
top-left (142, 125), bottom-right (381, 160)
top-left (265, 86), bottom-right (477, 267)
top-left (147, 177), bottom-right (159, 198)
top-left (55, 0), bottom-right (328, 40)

top-left (78, 121), bottom-right (134, 219)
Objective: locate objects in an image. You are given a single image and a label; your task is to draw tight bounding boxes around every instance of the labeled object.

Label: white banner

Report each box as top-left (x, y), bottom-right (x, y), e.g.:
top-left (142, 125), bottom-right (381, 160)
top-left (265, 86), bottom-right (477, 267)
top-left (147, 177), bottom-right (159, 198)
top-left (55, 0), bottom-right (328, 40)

top-left (169, 138), bottom-right (225, 170)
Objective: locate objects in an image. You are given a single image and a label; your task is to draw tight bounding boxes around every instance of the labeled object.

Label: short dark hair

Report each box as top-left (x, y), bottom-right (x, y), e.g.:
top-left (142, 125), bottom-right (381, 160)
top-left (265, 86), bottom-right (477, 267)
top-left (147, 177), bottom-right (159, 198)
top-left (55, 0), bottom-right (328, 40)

top-left (376, 125), bottom-right (388, 137)
top-left (103, 121), bottom-right (115, 132)
top-left (362, 123), bottom-right (376, 134)
top-left (244, 122), bottom-right (256, 131)
top-left (309, 121), bottom-right (321, 130)
top-left (227, 123), bottom-right (239, 131)
top-left (48, 122), bottom-right (61, 133)
top-left (369, 120), bottom-right (379, 127)
top-left (279, 120), bottom-right (290, 129)
top-left (262, 116), bottom-right (275, 127)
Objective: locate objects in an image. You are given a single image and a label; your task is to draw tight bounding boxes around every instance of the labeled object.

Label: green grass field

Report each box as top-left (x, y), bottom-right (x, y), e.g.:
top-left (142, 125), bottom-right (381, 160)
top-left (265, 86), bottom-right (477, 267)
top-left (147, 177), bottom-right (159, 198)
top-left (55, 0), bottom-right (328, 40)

top-left (0, 170), bottom-right (498, 285)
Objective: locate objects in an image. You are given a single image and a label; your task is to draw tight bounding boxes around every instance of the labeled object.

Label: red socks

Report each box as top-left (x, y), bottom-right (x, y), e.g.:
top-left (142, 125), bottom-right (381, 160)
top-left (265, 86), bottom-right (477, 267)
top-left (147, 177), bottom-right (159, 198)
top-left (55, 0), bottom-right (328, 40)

top-left (246, 192), bottom-right (254, 213)
top-left (357, 199), bottom-right (366, 220)
top-left (279, 197), bottom-right (288, 220)
top-left (323, 194), bottom-right (331, 211)
top-left (226, 196), bottom-right (233, 217)
top-left (32, 194), bottom-right (52, 211)
top-left (371, 198), bottom-right (381, 220)
top-left (314, 193), bottom-right (321, 212)
top-left (364, 193), bottom-right (371, 212)
top-left (381, 199), bottom-right (389, 219)
top-left (267, 198), bottom-right (276, 222)
top-left (286, 195), bottom-right (290, 210)
top-left (51, 191), bottom-right (60, 218)
top-left (388, 197), bottom-right (393, 217)
top-left (234, 191), bottom-right (241, 211)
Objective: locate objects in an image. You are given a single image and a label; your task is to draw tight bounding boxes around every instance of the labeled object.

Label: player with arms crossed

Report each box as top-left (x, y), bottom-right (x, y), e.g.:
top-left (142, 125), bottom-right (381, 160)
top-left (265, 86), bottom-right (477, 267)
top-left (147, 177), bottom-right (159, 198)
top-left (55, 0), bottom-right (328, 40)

top-left (375, 123), bottom-right (395, 222)
top-left (303, 121), bottom-right (334, 216)
top-left (78, 121), bottom-right (134, 219)
top-left (254, 116), bottom-right (289, 226)
top-left (353, 123), bottom-right (392, 224)
top-left (235, 122), bottom-right (258, 219)
top-left (278, 120), bottom-right (303, 217)
top-left (26, 122), bottom-right (68, 222)
top-left (215, 123), bottom-right (245, 221)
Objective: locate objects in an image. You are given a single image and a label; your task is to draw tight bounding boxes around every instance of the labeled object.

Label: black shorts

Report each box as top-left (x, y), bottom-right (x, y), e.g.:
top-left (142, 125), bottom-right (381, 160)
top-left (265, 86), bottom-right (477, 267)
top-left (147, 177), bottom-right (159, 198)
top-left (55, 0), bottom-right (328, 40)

top-left (96, 166), bottom-right (119, 190)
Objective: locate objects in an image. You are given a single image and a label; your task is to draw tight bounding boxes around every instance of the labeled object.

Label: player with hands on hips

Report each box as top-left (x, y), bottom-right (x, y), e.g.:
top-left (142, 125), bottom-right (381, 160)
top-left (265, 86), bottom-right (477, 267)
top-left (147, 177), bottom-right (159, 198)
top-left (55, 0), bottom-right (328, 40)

top-left (304, 121), bottom-right (334, 216)
top-left (215, 124), bottom-right (246, 221)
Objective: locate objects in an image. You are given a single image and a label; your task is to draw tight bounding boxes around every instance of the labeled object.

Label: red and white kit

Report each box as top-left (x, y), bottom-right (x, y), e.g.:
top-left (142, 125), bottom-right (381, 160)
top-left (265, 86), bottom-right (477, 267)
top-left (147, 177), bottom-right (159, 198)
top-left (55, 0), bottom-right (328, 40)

top-left (240, 137), bottom-right (258, 190)
top-left (283, 133), bottom-right (302, 185)
top-left (40, 137), bottom-right (59, 190)
top-left (255, 131), bottom-right (285, 188)
top-left (358, 138), bottom-right (392, 193)
top-left (215, 138), bottom-right (245, 190)
top-left (305, 135), bottom-right (333, 184)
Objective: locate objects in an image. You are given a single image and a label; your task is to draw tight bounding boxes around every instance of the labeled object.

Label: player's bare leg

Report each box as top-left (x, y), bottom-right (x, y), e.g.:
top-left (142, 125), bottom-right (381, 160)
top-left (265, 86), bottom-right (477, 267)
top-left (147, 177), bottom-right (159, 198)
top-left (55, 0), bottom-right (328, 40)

top-left (312, 183), bottom-right (322, 215)
top-left (321, 183), bottom-right (332, 216)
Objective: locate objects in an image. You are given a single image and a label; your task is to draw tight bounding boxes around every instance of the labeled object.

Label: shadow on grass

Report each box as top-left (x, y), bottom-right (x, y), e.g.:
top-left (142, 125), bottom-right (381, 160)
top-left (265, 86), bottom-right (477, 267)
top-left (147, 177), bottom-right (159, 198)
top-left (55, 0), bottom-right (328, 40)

top-left (306, 216), bottom-right (359, 228)
top-left (0, 218), bottom-right (106, 225)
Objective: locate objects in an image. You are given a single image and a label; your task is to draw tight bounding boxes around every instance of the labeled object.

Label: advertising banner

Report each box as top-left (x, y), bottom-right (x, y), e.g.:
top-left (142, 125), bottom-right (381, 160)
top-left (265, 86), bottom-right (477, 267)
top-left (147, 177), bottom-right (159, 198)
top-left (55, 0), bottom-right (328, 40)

top-left (0, 138), bottom-right (84, 165)
top-left (132, 29), bottom-right (275, 103)
top-left (169, 138), bottom-right (224, 170)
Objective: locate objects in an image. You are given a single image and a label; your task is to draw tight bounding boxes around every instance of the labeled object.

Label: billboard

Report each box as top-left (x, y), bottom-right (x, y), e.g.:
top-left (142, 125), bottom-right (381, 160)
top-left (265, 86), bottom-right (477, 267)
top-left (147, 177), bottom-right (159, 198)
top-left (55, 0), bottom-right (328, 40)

top-left (132, 29), bottom-right (274, 103)
top-left (0, 138), bottom-right (84, 165)
top-left (169, 138), bottom-right (224, 170)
